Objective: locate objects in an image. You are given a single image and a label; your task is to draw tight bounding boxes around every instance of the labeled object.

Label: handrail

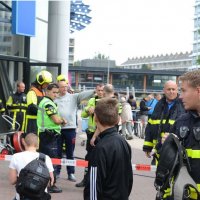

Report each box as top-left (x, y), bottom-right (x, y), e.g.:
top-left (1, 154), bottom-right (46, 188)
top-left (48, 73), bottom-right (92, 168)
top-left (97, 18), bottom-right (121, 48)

top-left (2, 114), bottom-right (20, 131)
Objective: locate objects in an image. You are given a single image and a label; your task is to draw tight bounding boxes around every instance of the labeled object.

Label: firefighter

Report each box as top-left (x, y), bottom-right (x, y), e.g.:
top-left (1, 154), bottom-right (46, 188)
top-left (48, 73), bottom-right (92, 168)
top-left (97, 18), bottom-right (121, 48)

top-left (143, 80), bottom-right (185, 199)
top-left (155, 70), bottom-right (200, 199)
top-left (25, 70), bottom-right (52, 134)
top-left (6, 81), bottom-right (27, 131)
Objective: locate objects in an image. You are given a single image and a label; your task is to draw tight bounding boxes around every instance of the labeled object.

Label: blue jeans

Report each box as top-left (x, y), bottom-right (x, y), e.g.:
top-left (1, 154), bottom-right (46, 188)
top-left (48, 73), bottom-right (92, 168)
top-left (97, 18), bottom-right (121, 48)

top-left (132, 111), bottom-right (137, 121)
top-left (57, 129), bottom-right (76, 175)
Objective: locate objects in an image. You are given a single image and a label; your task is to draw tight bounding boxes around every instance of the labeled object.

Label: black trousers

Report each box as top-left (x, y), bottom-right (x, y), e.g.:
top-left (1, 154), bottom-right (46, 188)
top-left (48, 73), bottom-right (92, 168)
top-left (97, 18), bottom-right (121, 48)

top-left (39, 131), bottom-right (60, 184)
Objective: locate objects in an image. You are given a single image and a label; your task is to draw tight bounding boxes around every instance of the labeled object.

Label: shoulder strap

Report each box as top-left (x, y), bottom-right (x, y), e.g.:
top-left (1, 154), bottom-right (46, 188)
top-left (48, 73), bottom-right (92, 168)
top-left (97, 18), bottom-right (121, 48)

top-left (148, 99), bottom-right (155, 107)
top-left (39, 153), bottom-right (46, 162)
top-left (31, 86), bottom-right (44, 97)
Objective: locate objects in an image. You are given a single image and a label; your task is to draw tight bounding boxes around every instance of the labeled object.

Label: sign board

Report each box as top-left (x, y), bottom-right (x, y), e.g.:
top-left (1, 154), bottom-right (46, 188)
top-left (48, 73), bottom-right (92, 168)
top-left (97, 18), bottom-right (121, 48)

top-left (12, 0), bottom-right (36, 37)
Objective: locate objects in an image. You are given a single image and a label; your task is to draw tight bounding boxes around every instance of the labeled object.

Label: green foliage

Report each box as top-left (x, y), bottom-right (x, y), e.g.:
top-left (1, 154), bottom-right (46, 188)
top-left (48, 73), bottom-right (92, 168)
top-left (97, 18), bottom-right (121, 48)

top-left (74, 60), bottom-right (81, 66)
top-left (196, 56), bottom-right (200, 65)
top-left (93, 53), bottom-right (109, 60)
top-left (141, 64), bottom-right (152, 70)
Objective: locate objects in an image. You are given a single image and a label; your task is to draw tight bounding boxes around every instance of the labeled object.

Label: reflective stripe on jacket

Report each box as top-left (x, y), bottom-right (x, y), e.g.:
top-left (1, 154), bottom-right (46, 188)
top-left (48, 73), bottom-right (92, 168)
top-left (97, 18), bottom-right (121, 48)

top-left (143, 96), bottom-right (185, 153)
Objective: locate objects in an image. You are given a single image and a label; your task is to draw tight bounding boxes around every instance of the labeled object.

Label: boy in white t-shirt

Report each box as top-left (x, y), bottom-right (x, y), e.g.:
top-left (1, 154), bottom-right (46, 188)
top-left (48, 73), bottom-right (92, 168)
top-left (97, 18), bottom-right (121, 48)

top-left (9, 133), bottom-right (54, 200)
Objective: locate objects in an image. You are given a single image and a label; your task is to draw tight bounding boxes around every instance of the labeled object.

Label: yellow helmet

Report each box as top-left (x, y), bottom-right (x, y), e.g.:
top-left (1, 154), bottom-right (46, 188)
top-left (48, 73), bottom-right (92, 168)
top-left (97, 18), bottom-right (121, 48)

top-left (36, 70), bottom-right (53, 85)
top-left (57, 74), bottom-right (68, 84)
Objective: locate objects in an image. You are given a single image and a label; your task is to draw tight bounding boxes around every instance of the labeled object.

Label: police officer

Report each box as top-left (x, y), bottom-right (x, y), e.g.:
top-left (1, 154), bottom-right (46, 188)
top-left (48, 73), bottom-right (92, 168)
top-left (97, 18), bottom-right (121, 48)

top-left (6, 81), bottom-right (27, 131)
top-left (37, 83), bottom-right (67, 193)
top-left (75, 83), bottom-right (104, 187)
top-left (25, 70), bottom-right (52, 134)
top-left (90, 84), bottom-right (122, 146)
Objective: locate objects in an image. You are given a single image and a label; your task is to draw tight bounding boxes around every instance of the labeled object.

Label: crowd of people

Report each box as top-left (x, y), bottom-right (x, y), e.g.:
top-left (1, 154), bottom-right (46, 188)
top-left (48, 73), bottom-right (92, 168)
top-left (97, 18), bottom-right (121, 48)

top-left (1, 68), bottom-right (200, 199)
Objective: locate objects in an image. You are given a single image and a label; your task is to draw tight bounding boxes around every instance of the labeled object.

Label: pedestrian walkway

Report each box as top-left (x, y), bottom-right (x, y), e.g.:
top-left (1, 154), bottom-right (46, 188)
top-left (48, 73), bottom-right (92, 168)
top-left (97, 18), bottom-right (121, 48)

top-left (0, 111), bottom-right (155, 200)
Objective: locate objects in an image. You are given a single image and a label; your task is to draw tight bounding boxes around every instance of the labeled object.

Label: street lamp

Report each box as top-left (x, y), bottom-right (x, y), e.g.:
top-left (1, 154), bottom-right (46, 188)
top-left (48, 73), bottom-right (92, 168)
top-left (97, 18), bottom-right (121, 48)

top-left (107, 43), bottom-right (112, 84)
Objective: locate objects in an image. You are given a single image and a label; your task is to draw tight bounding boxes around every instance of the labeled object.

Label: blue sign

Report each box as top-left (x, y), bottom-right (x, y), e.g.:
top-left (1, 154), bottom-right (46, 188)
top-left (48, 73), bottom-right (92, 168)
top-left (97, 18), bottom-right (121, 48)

top-left (12, 0), bottom-right (36, 37)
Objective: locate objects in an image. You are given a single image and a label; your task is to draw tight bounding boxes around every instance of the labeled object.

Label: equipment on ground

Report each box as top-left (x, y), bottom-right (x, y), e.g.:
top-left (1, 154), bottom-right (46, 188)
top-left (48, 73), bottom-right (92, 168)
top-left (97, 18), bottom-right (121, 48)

top-left (154, 134), bottom-right (199, 200)
top-left (0, 115), bottom-right (25, 154)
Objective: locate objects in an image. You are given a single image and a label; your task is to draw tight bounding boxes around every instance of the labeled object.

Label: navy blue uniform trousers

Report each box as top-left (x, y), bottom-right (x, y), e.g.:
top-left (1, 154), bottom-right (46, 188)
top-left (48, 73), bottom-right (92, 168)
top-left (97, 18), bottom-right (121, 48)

top-left (57, 128), bottom-right (76, 175)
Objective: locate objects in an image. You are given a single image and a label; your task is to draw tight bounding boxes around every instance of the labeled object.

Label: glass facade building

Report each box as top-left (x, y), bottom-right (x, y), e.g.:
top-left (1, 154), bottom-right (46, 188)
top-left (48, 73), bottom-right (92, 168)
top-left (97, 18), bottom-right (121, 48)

top-left (69, 66), bottom-right (183, 93)
top-left (191, 0), bottom-right (200, 69)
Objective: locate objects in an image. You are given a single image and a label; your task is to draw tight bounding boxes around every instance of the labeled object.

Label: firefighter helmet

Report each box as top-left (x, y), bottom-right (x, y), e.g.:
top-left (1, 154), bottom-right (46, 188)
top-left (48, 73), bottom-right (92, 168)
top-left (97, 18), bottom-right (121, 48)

top-left (57, 74), bottom-right (68, 84)
top-left (36, 70), bottom-right (52, 85)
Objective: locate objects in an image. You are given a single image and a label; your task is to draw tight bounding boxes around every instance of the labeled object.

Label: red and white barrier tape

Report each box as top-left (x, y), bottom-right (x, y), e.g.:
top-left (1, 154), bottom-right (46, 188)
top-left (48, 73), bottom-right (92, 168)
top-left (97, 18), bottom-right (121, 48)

top-left (0, 154), bottom-right (156, 171)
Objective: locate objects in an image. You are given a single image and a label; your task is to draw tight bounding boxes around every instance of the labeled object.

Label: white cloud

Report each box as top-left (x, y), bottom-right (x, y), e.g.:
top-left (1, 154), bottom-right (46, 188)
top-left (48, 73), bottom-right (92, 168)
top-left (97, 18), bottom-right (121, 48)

top-left (73, 0), bottom-right (195, 65)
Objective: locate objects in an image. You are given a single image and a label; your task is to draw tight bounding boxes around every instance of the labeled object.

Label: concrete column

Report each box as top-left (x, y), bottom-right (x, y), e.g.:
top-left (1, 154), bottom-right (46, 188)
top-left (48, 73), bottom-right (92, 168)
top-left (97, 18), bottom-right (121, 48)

top-left (47, 1), bottom-right (70, 76)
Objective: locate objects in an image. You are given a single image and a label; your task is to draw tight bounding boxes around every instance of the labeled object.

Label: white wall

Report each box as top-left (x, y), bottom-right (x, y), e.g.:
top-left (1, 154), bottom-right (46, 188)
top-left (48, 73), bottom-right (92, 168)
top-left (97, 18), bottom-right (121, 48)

top-left (30, 0), bottom-right (48, 62)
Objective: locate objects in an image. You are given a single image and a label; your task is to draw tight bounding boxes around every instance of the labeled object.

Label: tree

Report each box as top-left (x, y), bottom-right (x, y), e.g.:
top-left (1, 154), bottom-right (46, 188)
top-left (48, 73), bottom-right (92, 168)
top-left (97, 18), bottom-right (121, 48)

top-left (93, 53), bottom-right (109, 60)
top-left (197, 56), bottom-right (200, 65)
top-left (141, 64), bottom-right (152, 70)
top-left (74, 60), bottom-right (81, 66)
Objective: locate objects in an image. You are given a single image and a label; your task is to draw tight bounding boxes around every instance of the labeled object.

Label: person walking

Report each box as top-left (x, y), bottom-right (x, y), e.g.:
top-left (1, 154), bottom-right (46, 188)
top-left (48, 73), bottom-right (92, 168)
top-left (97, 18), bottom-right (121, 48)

top-left (37, 83), bottom-right (66, 193)
top-left (9, 133), bottom-right (54, 200)
top-left (121, 96), bottom-right (134, 140)
top-left (139, 95), bottom-right (151, 138)
top-left (127, 94), bottom-right (137, 121)
top-left (75, 83), bottom-right (104, 187)
top-left (6, 81), bottom-right (27, 131)
top-left (55, 78), bottom-right (95, 182)
top-left (25, 70), bottom-right (52, 134)
top-left (84, 97), bottom-right (133, 200)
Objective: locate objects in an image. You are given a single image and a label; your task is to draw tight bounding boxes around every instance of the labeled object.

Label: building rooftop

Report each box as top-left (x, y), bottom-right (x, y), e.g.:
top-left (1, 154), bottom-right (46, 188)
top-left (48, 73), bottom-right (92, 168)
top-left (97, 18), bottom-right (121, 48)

top-left (121, 51), bottom-right (192, 66)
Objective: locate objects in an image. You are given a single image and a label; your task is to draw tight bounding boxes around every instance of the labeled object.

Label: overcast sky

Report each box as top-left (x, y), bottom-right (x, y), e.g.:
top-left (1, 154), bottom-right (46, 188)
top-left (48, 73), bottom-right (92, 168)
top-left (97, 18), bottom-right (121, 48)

top-left (72, 0), bottom-right (195, 65)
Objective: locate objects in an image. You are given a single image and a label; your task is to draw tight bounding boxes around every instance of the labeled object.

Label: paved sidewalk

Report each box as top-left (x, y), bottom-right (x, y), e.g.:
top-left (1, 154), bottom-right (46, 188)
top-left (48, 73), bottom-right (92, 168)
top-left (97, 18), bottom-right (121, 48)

top-left (0, 112), bottom-right (156, 200)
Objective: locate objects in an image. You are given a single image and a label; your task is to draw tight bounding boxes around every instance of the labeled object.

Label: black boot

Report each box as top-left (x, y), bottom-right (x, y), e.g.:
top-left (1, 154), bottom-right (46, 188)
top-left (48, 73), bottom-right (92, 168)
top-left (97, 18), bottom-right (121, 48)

top-left (75, 178), bottom-right (85, 187)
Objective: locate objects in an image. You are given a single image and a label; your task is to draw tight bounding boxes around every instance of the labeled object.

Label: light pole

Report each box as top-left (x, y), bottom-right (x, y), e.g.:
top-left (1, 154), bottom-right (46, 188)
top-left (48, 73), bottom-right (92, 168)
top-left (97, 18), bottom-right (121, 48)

top-left (107, 43), bottom-right (112, 84)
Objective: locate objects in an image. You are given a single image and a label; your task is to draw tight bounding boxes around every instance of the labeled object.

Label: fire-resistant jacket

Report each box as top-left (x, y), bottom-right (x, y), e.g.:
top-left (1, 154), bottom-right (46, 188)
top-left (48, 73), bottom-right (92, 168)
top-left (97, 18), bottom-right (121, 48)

top-left (6, 92), bottom-right (27, 131)
top-left (172, 111), bottom-right (200, 199)
top-left (143, 96), bottom-right (185, 153)
top-left (25, 84), bottom-right (45, 133)
top-left (84, 127), bottom-right (133, 200)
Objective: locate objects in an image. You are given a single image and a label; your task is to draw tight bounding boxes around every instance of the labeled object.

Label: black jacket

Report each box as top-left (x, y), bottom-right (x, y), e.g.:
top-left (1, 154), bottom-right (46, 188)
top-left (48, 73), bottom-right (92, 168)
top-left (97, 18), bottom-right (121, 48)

top-left (172, 111), bottom-right (200, 191)
top-left (139, 98), bottom-right (149, 115)
top-left (143, 96), bottom-right (185, 153)
top-left (84, 127), bottom-right (133, 200)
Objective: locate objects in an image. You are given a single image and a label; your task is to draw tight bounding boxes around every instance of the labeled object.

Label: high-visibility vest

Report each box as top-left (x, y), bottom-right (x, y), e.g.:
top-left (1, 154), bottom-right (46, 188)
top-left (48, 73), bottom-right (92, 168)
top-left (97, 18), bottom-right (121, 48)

top-left (37, 97), bottom-right (61, 134)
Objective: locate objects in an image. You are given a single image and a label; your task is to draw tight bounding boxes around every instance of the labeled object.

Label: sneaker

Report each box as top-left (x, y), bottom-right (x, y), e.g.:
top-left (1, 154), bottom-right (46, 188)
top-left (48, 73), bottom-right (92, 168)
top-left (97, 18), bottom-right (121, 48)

top-left (48, 185), bottom-right (62, 193)
top-left (68, 174), bottom-right (76, 182)
top-left (75, 179), bottom-right (85, 187)
top-left (126, 135), bottom-right (133, 140)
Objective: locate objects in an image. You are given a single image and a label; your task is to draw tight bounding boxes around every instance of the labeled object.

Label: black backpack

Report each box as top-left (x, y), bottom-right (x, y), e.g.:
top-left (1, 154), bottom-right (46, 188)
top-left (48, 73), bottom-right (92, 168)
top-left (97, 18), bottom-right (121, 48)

top-left (16, 153), bottom-right (51, 200)
top-left (154, 134), bottom-right (199, 200)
